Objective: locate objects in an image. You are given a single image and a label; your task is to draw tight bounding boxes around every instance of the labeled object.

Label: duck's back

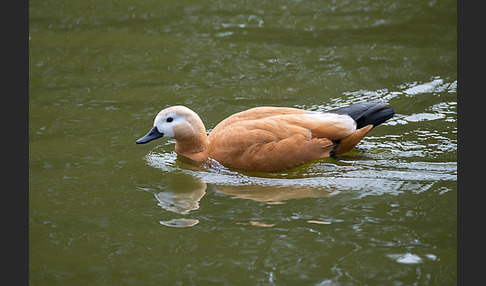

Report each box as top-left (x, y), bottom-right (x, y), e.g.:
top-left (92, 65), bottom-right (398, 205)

top-left (209, 107), bottom-right (305, 134)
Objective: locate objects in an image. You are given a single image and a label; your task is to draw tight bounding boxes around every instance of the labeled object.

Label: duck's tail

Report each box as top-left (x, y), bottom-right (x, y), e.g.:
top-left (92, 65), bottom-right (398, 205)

top-left (328, 100), bottom-right (395, 129)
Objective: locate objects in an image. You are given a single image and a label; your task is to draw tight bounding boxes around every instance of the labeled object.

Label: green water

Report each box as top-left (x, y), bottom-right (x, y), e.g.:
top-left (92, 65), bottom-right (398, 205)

top-left (29, 0), bottom-right (456, 285)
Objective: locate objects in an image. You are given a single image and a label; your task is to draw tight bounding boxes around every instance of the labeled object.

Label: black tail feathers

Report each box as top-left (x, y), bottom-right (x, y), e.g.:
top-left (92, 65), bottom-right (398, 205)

top-left (329, 100), bottom-right (395, 129)
top-left (355, 106), bottom-right (395, 129)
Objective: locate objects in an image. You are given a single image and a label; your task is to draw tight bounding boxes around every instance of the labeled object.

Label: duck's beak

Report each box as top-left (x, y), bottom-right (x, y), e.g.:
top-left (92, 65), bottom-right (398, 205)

top-left (136, 126), bottom-right (164, 144)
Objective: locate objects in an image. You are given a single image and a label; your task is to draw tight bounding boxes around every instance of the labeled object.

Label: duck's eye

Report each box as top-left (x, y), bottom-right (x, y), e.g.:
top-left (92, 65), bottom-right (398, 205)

top-left (166, 117), bottom-right (173, 123)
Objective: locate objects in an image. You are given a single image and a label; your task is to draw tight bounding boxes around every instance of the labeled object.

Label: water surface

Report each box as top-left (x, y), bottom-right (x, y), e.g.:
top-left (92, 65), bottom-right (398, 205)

top-left (30, 0), bottom-right (456, 285)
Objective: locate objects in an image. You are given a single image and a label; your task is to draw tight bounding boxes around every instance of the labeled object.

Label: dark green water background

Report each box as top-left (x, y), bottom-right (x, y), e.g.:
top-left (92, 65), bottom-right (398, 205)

top-left (29, 0), bottom-right (456, 285)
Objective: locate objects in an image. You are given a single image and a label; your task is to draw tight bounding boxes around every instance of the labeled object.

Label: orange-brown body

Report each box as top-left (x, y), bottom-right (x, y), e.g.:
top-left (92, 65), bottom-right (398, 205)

top-left (136, 102), bottom-right (394, 172)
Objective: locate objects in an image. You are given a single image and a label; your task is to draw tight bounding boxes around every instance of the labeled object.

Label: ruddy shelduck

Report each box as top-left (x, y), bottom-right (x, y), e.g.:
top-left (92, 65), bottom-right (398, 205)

top-left (136, 100), bottom-right (395, 172)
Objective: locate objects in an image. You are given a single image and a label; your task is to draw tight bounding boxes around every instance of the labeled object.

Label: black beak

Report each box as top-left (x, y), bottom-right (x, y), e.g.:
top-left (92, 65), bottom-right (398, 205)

top-left (136, 126), bottom-right (164, 144)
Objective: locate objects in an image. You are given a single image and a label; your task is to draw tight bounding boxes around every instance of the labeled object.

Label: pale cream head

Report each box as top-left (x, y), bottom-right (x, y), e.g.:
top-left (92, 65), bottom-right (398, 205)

top-left (136, 105), bottom-right (208, 147)
top-left (153, 106), bottom-right (206, 141)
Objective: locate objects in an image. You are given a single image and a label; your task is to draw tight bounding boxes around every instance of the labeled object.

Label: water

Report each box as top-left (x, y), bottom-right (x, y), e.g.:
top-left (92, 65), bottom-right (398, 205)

top-left (29, 0), bottom-right (456, 285)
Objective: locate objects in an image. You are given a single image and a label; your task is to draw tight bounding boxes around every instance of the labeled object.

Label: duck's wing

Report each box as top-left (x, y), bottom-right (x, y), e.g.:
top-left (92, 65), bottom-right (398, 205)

top-left (207, 110), bottom-right (357, 172)
top-left (209, 125), bottom-right (333, 172)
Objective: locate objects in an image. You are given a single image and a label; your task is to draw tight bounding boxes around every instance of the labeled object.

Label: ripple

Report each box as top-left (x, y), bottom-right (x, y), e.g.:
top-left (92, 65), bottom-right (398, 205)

top-left (403, 113), bottom-right (445, 122)
top-left (387, 253), bottom-right (423, 264)
top-left (159, 218), bottom-right (199, 228)
top-left (334, 76), bottom-right (457, 105)
top-left (143, 148), bottom-right (456, 201)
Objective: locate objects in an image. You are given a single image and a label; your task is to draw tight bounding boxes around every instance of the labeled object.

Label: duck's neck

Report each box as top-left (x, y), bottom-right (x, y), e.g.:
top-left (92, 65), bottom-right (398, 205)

top-left (174, 132), bottom-right (210, 163)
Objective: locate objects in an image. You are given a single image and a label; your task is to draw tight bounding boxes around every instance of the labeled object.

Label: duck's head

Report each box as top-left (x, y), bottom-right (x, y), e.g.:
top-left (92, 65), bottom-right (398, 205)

top-left (136, 106), bottom-right (207, 145)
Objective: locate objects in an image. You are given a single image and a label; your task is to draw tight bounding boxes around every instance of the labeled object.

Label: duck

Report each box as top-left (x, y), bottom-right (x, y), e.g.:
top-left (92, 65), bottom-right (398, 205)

top-left (136, 100), bottom-right (395, 172)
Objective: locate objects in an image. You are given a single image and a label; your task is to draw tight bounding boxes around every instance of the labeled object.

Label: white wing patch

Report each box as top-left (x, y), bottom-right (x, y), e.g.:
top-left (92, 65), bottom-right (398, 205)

top-left (306, 112), bottom-right (356, 131)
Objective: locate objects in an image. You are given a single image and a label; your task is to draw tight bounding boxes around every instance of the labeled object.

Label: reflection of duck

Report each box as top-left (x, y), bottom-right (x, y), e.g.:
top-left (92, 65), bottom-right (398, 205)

top-left (136, 100), bottom-right (394, 172)
top-left (154, 186), bottom-right (205, 214)
top-left (142, 173), bottom-right (207, 215)
top-left (144, 173), bottom-right (331, 207)
top-left (214, 184), bottom-right (333, 204)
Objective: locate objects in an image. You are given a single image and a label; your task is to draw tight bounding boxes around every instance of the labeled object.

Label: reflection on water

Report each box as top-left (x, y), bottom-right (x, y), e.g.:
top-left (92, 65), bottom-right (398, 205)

top-left (153, 187), bottom-right (205, 214)
top-left (386, 252), bottom-right (434, 264)
top-left (215, 185), bottom-right (332, 204)
top-left (139, 173), bottom-right (206, 227)
top-left (159, 218), bottom-right (200, 228)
